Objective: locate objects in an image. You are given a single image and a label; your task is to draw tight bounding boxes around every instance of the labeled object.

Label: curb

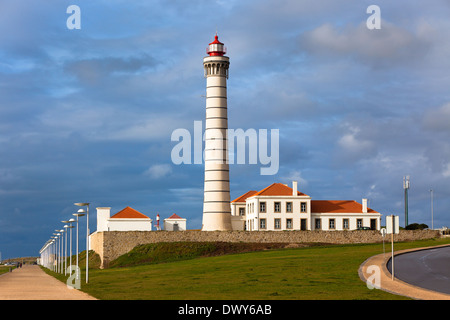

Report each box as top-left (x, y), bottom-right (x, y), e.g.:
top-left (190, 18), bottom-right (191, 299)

top-left (359, 244), bottom-right (450, 300)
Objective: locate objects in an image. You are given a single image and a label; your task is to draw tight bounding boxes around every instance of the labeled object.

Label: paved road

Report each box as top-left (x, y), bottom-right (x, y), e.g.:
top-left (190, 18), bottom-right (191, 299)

top-left (0, 264), bottom-right (97, 300)
top-left (387, 245), bottom-right (450, 295)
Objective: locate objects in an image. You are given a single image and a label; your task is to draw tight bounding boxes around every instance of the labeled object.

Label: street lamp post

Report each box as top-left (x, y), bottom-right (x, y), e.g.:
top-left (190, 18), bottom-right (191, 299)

top-left (62, 223), bottom-right (69, 275)
top-left (53, 232), bottom-right (60, 273)
top-left (75, 202), bottom-right (90, 283)
top-left (73, 211), bottom-right (85, 281)
top-left (67, 218), bottom-right (75, 270)
top-left (430, 189), bottom-right (434, 230)
top-left (50, 239), bottom-right (55, 271)
top-left (59, 229), bottom-right (65, 273)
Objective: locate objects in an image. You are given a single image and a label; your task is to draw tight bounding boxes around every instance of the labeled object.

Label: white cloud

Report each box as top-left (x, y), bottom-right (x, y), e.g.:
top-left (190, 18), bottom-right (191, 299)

top-left (338, 126), bottom-right (375, 155)
top-left (299, 20), bottom-right (430, 67)
top-left (281, 169), bottom-right (308, 189)
top-left (144, 164), bottom-right (172, 179)
top-left (423, 102), bottom-right (450, 132)
top-left (443, 163), bottom-right (450, 178)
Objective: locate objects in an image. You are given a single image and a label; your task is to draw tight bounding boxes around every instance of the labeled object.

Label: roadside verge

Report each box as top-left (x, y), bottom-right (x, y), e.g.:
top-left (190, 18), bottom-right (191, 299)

top-left (359, 244), bottom-right (450, 300)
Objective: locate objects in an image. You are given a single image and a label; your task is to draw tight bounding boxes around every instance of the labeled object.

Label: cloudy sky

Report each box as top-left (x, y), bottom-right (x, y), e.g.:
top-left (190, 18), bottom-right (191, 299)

top-left (1, 0), bottom-right (450, 258)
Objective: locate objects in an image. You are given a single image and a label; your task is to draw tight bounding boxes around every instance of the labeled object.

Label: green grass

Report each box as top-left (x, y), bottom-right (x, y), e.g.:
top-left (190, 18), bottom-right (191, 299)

top-left (43, 237), bottom-right (450, 300)
top-left (0, 266), bottom-right (14, 275)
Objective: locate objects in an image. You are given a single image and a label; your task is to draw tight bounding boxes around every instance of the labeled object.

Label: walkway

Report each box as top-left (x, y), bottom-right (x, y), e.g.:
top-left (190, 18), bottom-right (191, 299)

top-left (359, 244), bottom-right (450, 300)
top-left (0, 265), bottom-right (97, 300)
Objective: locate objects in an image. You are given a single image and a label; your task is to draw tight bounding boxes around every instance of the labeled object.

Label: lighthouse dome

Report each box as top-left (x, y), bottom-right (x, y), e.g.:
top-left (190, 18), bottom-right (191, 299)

top-left (206, 33), bottom-right (227, 56)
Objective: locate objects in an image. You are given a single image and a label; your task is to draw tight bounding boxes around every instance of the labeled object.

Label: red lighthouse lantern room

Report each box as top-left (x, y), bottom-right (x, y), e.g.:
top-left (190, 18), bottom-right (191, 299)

top-left (206, 33), bottom-right (227, 56)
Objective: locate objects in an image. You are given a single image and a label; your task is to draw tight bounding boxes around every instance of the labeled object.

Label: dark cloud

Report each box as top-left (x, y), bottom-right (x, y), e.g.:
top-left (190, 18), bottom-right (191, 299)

top-left (65, 54), bottom-right (157, 85)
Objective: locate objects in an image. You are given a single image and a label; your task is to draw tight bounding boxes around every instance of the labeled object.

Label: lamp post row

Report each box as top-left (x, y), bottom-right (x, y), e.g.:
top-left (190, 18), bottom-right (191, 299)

top-left (38, 202), bottom-right (90, 285)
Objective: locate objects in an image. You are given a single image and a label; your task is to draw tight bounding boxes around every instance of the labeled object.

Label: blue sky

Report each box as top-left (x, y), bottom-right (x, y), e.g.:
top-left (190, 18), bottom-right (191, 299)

top-left (1, 0), bottom-right (450, 258)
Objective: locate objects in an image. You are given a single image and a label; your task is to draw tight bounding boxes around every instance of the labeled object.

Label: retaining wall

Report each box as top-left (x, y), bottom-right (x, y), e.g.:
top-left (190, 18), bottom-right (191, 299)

top-left (89, 229), bottom-right (441, 268)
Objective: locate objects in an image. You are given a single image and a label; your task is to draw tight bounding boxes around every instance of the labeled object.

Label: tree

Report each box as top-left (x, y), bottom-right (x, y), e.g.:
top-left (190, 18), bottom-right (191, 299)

top-left (405, 223), bottom-right (429, 230)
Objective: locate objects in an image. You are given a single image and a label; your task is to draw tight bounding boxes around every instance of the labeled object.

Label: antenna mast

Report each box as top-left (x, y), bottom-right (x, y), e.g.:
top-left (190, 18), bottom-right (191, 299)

top-left (403, 175), bottom-right (410, 227)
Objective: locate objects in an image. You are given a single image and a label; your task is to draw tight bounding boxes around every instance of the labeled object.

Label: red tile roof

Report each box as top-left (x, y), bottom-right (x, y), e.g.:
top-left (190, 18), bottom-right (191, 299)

top-left (110, 206), bottom-right (150, 219)
top-left (167, 213), bottom-right (184, 219)
top-left (232, 184), bottom-right (378, 214)
top-left (311, 200), bottom-right (378, 214)
top-left (253, 183), bottom-right (308, 197)
top-left (231, 190), bottom-right (258, 203)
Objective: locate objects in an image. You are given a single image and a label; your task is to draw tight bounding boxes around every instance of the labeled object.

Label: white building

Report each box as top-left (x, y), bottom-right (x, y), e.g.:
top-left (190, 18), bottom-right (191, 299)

top-left (96, 206), bottom-right (153, 232)
top-left (231, 182), bottom-right (381, 231)
top-left (164, 213), bottom-right (187, 231)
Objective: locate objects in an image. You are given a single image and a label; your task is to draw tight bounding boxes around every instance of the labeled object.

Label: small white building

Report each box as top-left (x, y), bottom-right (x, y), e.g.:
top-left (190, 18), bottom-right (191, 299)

top-left (231, 181), bottom-right (381, 231)
top-left (164, 213), bottom-right (186, 231)
top-left (96, 206), bottom-right (153, 232)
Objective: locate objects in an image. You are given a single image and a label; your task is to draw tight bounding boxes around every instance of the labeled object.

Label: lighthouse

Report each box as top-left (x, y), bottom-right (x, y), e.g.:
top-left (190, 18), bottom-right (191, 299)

top-left (202, 33), bottom-right (232, 231)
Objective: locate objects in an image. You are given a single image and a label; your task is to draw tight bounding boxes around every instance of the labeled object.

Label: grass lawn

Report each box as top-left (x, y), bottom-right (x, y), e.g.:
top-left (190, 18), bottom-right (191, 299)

top-left (0, 266), bottom-right (14, 276)
top-left (43, 237), bottom-right (450, 300)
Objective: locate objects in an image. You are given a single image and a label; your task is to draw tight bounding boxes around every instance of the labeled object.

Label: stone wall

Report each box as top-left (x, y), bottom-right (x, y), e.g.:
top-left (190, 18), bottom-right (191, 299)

top-left (89, 229), bottom-right (441, 268)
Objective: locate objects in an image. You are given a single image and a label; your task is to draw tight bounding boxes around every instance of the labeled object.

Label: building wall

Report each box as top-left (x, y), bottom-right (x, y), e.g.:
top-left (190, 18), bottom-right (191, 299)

top-left (311, 213), bottom-right (381, 231)
top-left (90, 229), bottom-right (441, 268)
top-left (245, 196), bottom-right (312, 231)
top-left (107, 218), bottom-right (152, 231)
top-left (231, 215), bottom-right (245, 230)
top-left (164, 219), bottom-right (186, 231)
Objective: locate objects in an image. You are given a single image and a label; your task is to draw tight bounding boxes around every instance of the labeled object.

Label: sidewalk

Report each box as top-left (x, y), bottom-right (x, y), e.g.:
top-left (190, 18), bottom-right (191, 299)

top-left (359, 244), bottom-right (450, 300)
top-left (0, 265), bottom-right (97, 300)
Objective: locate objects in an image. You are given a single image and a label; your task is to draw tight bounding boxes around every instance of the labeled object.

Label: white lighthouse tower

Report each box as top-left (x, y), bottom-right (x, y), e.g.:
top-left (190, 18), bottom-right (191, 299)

top-left (202, 33), bottom-right (232, 231)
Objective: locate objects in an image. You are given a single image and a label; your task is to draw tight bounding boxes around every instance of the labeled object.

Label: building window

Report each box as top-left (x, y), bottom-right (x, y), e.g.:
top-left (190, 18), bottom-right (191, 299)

top-left (315, 218), bottom-right (321, 230)
top-left (274, 202), bottom-right (281, 213)
top-left (286, 218), bottom-right (293, 229)
top-left (301, 202), bottom-right (307, 213)
top-left (286, 202), bottom-right (292, 213)
top-left (357, 219), bottom-right (363, 229)
top-left (274, 218), bottom-right (281, 229)
top-left (329, 219), bottom-right (335, 230)
top-left (343, 219), bottom-right (349, 230)
top-left (300, 218), bottom-right (307, 231)
top-left (260, 218), bottom-right (266, 230)
top-left (260, 202), bottom-right (266, 213)
top-left (370, 218), bottom-right (377, 230)
top-left (239, 207), bottom-right (245, 216)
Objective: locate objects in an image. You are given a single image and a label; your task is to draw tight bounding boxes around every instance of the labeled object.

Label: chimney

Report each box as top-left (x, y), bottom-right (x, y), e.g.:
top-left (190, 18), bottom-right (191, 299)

top-left (292, 181), bottom-right (298, 196)
top-left (362, 199), bottom-right (368, 213)
top-left (96, 207), bottom-right (111, 232)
